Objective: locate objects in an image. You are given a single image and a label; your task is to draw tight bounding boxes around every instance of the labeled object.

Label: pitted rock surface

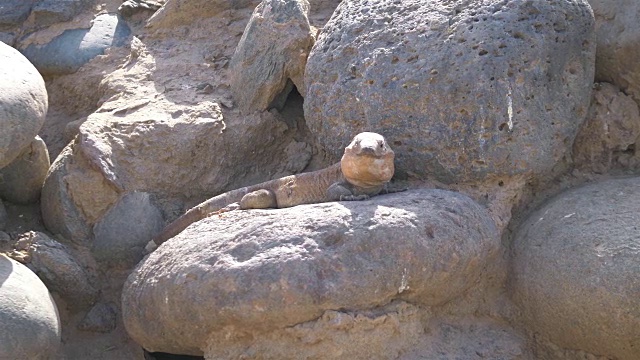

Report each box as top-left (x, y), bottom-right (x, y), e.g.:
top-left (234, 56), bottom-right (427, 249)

top-left (304, 0), bottom-right (595, 183)
top-left (511, 177), bottom-right (640, 360)
top-left (0, 41), bottom-right (48, 169)
top-left (122, 189), bottom-right (499, 355)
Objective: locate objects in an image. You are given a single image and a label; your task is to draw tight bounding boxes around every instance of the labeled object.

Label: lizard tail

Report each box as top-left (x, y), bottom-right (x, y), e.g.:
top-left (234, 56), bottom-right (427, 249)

top-left (151, 188), bottom-right (251, 246)
top-left (151, 205), bottom-right (208, 246)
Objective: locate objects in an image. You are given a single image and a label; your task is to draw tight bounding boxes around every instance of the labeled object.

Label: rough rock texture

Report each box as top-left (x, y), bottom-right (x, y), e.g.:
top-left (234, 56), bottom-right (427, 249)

top-left (28, 0), bottom-right (92, 28)
top-left (0, 41), bottom-right (48, 169)
top-left (42, 102), bottom-right (311, 244)
top-left (92, 191), bottom-right (164, 268)
top-left (78, 302), bottom-right (118, 333)
top-left (304, 0), bottom-right (595, 183)
top-left (230, 0), bottom-right (315, 112)
top-left (204, 301), bottom-right (424, 359)
top-left (400, 317), bottom-right (526, 360)
top-left (0, 255), bottom-right (61, 359)
top-left (21, 13), bottom-right (131, 76)
top-left (202, 306), bottom-right (527, 360)
top-left (41, 142), bottom-right (98, 244)
top-left (573, 82), bottom-right (640, 173)
top-left (119, 0), bottom-right (165, 18)
top-left (589, 0), bottom-right (640, 104)
top-left (0, 0), bottom-right (36, 29)
top-left (145, 0), bottom-right (259, 29)
top-left (0, 136), bottom-right (50, 204)
top-left (13, 231), bottom-right (99, 309)
top-left (511, 177), bottom-right (640, 360)
top-left (122, 188), bottom-right (499, 355)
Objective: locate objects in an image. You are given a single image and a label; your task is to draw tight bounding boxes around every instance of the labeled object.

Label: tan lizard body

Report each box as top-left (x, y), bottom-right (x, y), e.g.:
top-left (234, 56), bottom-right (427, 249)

top-left (148, 132), bottom-right (395, 249)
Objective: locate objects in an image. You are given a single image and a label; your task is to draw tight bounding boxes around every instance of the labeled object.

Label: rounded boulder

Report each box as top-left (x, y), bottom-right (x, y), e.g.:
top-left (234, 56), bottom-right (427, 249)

top-left (304, 0), bottom-right (595, 183)
top-left (122, 189), bottom-right (499, 355)
top-left (0, 255), bottom-right (61, 359)
top-left (0, 42), bottom-right (48, 169)
top-left (511, 177), bottom-right (640, 359)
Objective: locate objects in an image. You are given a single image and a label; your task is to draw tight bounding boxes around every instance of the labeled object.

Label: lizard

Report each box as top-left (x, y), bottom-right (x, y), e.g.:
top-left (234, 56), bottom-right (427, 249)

top-left (146, 132), bottom-right (396, 250)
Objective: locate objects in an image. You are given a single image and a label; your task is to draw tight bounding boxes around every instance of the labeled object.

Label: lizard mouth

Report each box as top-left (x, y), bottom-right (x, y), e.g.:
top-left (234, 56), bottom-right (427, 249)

top-left (341, 151), bottom-right (395, 187)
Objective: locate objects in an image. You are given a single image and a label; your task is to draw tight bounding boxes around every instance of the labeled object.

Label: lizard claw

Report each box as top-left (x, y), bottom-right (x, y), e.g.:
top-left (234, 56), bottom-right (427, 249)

top-left (382, 187), bottom-right (408, 194)
top-left (144, 240), bottom-right (158, 254)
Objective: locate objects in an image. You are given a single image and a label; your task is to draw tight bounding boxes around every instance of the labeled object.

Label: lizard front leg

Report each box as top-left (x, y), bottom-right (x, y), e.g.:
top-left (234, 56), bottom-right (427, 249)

top-left (327, 182), bottom-right (370, 201)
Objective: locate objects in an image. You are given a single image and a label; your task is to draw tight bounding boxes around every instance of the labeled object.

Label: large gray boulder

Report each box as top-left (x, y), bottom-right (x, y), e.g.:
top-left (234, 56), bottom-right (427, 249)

top-left (21, 13), bottom-right (131, 76)
top-left (0, 255), bottom-right (61, 359)
top-left (0, 41), bottom-right (48, 169)
top-left (511, 177), bottom-right (640, 360)
top-left (304, 0), bottom-right (595, 183)
top-left (122, 189), bottom-right (499, 355)
top-left (0, 136), bottom-right (50, 204)
top-left (588, 0), bottom-right (640, 105)
top-left (92, 191), bottom-right (164, 268)
top-left (41, 104), bottom-right (310, 245)
top-left (230, 0), bottom-right (315, 112)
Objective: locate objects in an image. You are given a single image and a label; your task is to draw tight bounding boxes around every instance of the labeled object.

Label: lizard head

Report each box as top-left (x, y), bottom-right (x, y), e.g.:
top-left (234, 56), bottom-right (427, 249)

top-left (341, 132), bottom-right (395, 188)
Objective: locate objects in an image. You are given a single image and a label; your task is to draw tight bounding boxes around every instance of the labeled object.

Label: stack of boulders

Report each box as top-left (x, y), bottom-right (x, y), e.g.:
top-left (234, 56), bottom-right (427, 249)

top-left (1, 0), bottom-right (639, 359)
top-left (0, 41), bottom-right (59, 358)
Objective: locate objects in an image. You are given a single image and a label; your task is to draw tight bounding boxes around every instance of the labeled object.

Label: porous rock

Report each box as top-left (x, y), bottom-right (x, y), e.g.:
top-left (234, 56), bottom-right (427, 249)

top-left (0, 255), bottom-right (61, 359)
top-left (21, 13), bottom-right (131, 76)
top-left (230, 0), bottom-right (315, 112)
top-left (0, 136), bottom-right (50, 204)
top-left (589, 0), bottom-right (640, 104)
top-left (92, 191), bottom-right (164, 268)
top-left (122, 188), bottom-right (499, 355)
top-left (14, 231), bottom-right (98, 309)
top-left (0, 41), bottom-right (48, 169)
top-left (511, 177), bottom-right (640, 360)
top-left (572, 82), bottom-right (640, 173)
top-left (304, 0), bottom-right (595, 183)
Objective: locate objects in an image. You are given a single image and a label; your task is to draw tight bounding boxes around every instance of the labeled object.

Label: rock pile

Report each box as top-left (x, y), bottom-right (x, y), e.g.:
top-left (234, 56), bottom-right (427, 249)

top-left (1, 0), bottom-right (639, 359)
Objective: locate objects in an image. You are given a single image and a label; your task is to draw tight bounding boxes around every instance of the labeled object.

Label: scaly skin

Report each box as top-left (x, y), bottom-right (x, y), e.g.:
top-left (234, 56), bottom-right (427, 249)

top-left (149, 132), bottom-right (395, 248)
